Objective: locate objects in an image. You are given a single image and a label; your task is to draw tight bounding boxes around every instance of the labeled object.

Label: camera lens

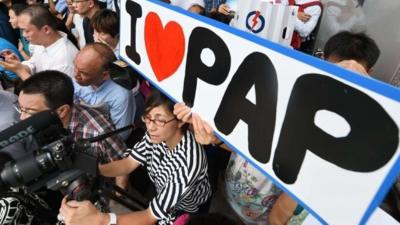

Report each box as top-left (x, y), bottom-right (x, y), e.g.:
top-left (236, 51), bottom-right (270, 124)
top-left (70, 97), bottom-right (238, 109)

top-left (0, 152), bottom-right (56, 187)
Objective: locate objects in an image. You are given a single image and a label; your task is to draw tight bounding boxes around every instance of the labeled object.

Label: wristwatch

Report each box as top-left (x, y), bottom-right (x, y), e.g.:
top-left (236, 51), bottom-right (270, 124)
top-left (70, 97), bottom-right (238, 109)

top-left (108, 213), bottom-right (117, 225)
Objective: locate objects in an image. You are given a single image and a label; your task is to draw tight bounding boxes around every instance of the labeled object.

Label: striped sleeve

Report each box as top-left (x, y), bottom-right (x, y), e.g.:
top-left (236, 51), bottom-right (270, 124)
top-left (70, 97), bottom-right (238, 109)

top-left (149, 165), bottom-right (188, 221)
top-left (128, 134), bottom-right (149, 166)
top-left (149, 131), bottom-right (209, 222)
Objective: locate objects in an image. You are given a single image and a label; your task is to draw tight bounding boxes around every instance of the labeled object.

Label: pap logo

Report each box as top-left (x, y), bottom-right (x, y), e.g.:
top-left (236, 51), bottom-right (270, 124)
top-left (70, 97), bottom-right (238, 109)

top-left (246, 10), bottom-right (266, 33)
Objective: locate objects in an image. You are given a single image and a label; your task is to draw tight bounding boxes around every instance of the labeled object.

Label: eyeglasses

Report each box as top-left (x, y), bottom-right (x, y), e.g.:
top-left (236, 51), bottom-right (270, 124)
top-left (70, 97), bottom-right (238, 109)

top-left (141, 115), bottom-right (176, 127)
top-left (13, 101), bottom-right (45, 116)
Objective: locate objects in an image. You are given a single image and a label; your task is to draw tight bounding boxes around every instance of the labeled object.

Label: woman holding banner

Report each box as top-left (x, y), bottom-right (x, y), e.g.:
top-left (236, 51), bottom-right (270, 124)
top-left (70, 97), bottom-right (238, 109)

top-left (59, 90), bottom-right (211, 225)
top-left (173, 103), bottom-right (308, 225)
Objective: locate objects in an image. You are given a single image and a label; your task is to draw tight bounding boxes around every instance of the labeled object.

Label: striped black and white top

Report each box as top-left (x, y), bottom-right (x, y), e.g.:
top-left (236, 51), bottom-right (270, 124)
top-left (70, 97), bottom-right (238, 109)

top-left (128, 130), bottom-right (211, 225)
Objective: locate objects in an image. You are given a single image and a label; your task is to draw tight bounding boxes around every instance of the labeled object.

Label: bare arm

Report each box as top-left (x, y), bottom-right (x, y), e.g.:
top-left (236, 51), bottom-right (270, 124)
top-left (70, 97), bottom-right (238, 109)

top-left (60, 198), bottom-right (157, 225)
top-left (268, 193), bottom-right (298, 225)
top-left (0, 60), bottom-right (31, 80)
top-left (294, 6), bottom-right (322, 37)
top-left (18, 41), bottom-right (30, 60)
top-left (99, 156), bottom-right (140, 177)
top-left (65, 13), bottom-right (75, 30)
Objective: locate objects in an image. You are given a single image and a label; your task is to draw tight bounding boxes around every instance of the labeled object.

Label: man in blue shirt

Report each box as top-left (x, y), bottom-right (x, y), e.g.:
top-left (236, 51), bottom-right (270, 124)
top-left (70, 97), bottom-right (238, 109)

top-left (73, 43), bottom-right (136, 140)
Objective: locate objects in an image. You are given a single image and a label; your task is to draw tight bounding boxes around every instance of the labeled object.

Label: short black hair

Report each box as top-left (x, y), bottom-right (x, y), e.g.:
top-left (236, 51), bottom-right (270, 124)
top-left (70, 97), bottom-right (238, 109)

top-left (20, 70), bottom-right (74, 109)
top-left (144, 89), bottom-right (175, 116)
top-left (20, 4), bottom-right (58, 30)
top-left (19, 4), bottom-right (79, 48)
top-left (323, 31), bottom-right (380, 70)
top-left (91, 9), bottom-right (119, 38)
top-left (10, 3), bottom-right (28, 15)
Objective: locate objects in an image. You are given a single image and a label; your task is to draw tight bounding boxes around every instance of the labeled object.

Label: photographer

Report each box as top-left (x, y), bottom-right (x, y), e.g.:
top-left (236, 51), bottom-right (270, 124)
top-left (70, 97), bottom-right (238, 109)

top-left (17, 70), bottom-right (126, 162)
top-left (60, 89), bottom-right (211, 225)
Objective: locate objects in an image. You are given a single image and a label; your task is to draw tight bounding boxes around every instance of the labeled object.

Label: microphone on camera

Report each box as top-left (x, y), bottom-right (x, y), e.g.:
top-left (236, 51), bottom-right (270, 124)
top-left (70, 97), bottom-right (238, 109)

top-left (0, 110), bottom-right (63, 150)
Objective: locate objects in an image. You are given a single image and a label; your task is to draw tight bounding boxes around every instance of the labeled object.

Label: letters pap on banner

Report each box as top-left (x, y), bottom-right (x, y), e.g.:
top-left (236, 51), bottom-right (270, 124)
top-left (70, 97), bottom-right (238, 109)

top-left (119, 0), bottom-right (400, 224)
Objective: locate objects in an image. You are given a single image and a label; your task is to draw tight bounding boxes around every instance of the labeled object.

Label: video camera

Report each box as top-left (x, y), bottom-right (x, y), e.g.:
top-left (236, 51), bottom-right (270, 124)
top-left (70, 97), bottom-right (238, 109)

top-left (0, 110), bottom-right (146, 209)
top-left (0, 110), bottom-right (98, 200)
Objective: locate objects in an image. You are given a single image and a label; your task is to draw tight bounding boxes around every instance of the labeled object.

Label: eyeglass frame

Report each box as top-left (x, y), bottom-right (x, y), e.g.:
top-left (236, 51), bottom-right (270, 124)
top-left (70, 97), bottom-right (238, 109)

top-left (141, 115), bottom-right (176, 127)
top-left (13, 101), bottom-right (51, 116)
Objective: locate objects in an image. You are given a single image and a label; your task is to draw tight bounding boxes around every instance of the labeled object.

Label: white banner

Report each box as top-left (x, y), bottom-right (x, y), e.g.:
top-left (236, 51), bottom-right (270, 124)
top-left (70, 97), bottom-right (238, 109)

top-left (119, 0), bottom-right (400, 224)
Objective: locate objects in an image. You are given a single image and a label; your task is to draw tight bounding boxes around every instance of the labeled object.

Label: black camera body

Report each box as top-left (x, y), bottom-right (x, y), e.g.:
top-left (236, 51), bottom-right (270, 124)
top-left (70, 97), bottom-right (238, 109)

top-left (0, 111), bottom-right (98, 199)
top-left (0, 110), bottom-right (143, 214)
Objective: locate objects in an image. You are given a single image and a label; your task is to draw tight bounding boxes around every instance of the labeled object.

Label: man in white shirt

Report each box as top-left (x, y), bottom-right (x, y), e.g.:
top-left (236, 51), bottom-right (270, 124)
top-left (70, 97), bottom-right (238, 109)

top-left (72, 0), bottom-right (101, 44)
top-left (286, 0), bottom-right (322, 49)
top-left (0, 5), bottom-right (78, 80)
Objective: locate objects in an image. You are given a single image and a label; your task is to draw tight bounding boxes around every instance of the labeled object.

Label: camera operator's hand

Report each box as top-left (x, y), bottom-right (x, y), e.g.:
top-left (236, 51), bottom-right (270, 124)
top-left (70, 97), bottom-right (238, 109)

top-left (60, 197), bottom-right (109, 225)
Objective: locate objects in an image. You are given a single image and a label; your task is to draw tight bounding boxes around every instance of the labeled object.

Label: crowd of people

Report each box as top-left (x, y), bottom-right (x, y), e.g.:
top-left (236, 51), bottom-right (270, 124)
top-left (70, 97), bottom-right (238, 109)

top-left (0, 0), bottom-right (391, 225)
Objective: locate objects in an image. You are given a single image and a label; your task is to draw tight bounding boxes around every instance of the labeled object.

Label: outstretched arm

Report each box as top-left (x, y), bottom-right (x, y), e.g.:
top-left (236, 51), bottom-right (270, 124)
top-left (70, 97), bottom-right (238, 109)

top-left (60, 197), bottom-right (157, 225)
top-left (99, 156), bottom-right (140, 177)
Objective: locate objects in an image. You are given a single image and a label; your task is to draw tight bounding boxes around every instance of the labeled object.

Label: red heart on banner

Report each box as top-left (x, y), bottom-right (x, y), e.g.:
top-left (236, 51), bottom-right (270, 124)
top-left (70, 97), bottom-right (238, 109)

top-left (144, 12), bottom-right (185, 82)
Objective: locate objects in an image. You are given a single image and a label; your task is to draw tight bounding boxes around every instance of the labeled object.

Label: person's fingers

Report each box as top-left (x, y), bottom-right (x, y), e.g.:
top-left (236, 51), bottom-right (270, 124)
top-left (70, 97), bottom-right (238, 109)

top-left (223, 5), bottom-right (230, 12)
top-left (203, 121), bottom-right (214, 136)
top-left (59, 197), bottom-right (72, 219)
top-left (65, 199), bottom-right (85, 208)
top-left (192, 113), bottom-right (202, 134)
top-left (193, 114), bottom-right (207, 141)
top-left (193, 114), bottom-right (216, 144)
top-left (197, 118), bottom-right (207, 136)
top-left (62, 196), bottom-right (68, 205)
top-left (173, 102), bottom-right (186, 115)
top-left (181, 110), bottom-right (192, 123)
top-left (4, 52), bottom-right (19, 61)
top-left (222, 7), bottom-right (230, 14)
top-left (180, 107), bottom-right (191, 118)
top-left (218, 4), bottom-right (230, 15)
top-left (174, 103), bottom-right (193, 122)
top-left (0, 60), bottom-right (13, 70)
